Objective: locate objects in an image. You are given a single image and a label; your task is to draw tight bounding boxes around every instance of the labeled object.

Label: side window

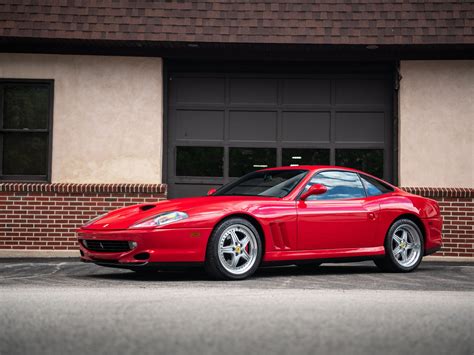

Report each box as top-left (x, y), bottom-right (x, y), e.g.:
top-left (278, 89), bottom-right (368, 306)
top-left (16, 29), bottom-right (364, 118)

top-left (360, 174), bottom-right (393, 197)
top-left (303, 170), bottom-right (366, 201)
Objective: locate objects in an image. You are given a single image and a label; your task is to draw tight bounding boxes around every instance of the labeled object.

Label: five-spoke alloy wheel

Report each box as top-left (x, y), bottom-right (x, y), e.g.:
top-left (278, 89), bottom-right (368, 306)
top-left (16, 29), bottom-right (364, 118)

top-left (390, 223), bottom-right (422, 268)
top-left (374, 219), bottom-right (424, 272)
top-left (206, 217), bottom-right (262, 280)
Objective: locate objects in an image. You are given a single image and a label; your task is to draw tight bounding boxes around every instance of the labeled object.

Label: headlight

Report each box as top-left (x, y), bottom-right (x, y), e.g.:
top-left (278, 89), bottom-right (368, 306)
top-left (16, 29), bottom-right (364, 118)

top-left (82, 213), bottom-right (108, 227)
top-left (130, 211), bottom-right (188, 229)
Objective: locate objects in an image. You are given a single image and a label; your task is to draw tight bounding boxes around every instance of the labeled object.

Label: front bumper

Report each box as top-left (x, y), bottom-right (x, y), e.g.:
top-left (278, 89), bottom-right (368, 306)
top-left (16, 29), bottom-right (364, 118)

top-left (77, 227), bottom-right (212, 265)
top-left (80, 258), bottom-right (203, 270)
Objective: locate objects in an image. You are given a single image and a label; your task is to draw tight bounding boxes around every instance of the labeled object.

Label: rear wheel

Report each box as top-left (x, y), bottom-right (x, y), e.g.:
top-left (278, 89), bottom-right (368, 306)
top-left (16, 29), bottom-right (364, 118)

top-left (374, 219), bottom-right (424, 272)
top-left (205, 218), bottom-right (262, 280)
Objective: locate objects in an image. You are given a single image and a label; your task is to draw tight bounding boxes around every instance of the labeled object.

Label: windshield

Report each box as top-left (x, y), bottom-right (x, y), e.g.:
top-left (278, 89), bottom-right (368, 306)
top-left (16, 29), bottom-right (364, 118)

top-left (214, 170), bottom-right (308, 198)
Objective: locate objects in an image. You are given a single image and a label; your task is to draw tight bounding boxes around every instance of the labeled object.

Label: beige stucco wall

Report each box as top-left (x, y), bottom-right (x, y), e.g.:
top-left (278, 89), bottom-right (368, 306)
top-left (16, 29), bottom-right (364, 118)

top-left (0, 53), bottom-right (163, 183)
top-left (400, 60), bottom-right (473, 187)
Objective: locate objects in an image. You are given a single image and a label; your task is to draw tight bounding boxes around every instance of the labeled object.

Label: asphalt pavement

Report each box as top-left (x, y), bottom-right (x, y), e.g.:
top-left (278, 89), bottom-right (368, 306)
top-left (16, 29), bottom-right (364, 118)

top-left (0, 259), bottom-right (473, 355)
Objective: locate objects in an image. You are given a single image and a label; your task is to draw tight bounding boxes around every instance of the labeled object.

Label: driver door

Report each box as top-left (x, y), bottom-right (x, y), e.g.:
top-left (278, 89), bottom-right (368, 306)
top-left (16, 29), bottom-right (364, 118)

top-left (297, 170), bottom-right (379, 250)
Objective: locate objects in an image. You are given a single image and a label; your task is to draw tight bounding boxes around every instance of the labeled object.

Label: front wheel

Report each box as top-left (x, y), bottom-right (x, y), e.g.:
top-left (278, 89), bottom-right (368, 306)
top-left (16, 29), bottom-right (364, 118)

top-left (205, 218), bottom-right (262, 280)
top-left (374, 219), bottom-right (424, 272)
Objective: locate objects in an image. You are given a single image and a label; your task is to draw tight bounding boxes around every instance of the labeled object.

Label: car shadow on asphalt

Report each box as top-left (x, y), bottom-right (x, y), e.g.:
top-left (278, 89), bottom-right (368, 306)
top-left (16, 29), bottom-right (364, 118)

top-left (81, 263), bottom-right (419, 282)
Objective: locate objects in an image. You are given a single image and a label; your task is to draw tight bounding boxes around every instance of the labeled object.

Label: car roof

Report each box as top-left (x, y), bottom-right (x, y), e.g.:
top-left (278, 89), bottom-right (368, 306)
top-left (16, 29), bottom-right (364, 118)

top-left (261, 165), bottom-right (361, 173)
top-left (259, 165), bottom-right (399, 191)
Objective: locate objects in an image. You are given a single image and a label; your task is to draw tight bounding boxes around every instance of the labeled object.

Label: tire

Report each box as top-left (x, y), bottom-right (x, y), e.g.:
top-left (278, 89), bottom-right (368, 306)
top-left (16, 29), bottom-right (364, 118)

top-left (205, 217), bottom-right (263, 280)
top-left (374, 219), bottom-right (424, 272)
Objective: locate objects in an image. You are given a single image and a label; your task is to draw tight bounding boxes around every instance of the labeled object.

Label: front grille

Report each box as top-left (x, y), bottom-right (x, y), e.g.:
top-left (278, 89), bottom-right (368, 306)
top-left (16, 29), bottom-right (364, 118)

top-left (81, 240), bottom-right (132, 253)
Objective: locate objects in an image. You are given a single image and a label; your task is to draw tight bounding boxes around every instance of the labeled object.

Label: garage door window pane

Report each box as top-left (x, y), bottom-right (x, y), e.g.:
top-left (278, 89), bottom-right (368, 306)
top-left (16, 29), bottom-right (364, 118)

top-left (176, 147), bottom-right (223, 177)
top-left (336, 149), bottom-right (383, 178)
top-left (282, 149), bottom-right (330, 167)
top-left (229, 148), bottom-right (276, 177)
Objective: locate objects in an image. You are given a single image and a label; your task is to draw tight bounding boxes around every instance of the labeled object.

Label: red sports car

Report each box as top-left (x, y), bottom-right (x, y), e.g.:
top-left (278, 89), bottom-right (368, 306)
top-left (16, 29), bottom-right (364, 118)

top-left (77, 166), bottom-right (443, 280)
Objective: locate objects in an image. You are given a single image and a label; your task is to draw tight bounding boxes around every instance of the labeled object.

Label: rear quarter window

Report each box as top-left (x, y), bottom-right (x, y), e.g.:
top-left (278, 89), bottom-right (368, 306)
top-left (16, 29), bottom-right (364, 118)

top-left (359, 174), bottom-right (393, 197)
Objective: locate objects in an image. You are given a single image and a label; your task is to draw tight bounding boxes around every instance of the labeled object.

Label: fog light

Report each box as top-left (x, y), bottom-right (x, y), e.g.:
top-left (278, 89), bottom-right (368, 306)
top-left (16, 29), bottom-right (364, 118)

top-left (82, 240), bottom-right (88, 248)
top-left (128, 241), bottom-right (138, 249)
top-left (134, 252), bottom-right (150, 260)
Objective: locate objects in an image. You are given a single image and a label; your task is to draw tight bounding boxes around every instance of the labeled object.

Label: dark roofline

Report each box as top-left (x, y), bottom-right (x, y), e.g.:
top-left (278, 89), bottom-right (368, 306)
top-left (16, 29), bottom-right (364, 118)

top-left (1, 36), bottom-right (473, 61)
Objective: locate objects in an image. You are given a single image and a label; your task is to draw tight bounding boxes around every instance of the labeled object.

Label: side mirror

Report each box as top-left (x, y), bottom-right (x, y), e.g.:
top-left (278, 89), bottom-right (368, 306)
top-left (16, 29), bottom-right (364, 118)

top-left (207, 188), bottom-right (217, 196)
top-left (300, 184), bottom-right (327, 200)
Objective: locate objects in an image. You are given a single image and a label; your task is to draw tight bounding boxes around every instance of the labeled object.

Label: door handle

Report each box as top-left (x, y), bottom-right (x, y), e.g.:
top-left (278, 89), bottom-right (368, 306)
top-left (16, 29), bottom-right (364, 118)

top-left (368, 212), bottom-right (376, 220)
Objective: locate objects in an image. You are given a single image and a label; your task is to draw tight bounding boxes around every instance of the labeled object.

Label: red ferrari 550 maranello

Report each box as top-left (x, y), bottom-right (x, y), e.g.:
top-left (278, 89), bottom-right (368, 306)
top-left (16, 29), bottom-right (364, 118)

top-left (78, 166), bottom-right (443, 280)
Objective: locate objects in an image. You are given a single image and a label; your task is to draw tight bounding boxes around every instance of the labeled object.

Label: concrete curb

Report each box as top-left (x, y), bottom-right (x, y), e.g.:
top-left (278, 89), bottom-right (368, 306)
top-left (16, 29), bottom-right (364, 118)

top-left (0, 250), bottom-right (79, 258)
top-left (424, 256), bottom-right (474, 263)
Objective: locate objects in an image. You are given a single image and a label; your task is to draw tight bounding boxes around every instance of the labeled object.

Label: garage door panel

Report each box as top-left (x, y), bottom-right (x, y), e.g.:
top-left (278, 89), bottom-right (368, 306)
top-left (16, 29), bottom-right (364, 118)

top-left (335, 79), bottom-right (387, 105)
top-left (168, 70), bottom-right (393, 198)
top-left (230, 78), bottom-right (278, 105)
top-left (282, 79), bottom-right (331, 105)
top-left (335, 112), bottom-right (385, 143)
top-left (229, 111), bottom-right (277, 142)
top-left (173, 183), bottom-right (219, 198)
top-left (174, 77), bottom-right (225, 105)
top-left (175, 110), bottom-right (224, 141)
top-left (282, 111), bottom-right (330, 143)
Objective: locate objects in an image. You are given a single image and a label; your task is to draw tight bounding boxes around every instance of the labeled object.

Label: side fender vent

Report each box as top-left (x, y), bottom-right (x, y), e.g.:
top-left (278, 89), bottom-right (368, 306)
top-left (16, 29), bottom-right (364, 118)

top-left (269, 222), bottom-right (292, 250)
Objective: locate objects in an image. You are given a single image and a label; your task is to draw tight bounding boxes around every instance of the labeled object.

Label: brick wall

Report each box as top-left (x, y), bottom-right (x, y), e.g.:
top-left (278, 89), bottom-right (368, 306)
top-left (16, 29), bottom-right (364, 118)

top-left (0, 183), bottom-right (166, 251)
top-left (0, 183), bottom-right (472, 258)
top-left (402, 187), bottom-right (473, 258)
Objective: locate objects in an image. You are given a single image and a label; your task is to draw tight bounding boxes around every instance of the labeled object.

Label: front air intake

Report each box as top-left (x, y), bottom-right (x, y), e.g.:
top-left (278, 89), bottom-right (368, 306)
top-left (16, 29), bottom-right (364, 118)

top-left (81, 240), bottom-right (132, 253)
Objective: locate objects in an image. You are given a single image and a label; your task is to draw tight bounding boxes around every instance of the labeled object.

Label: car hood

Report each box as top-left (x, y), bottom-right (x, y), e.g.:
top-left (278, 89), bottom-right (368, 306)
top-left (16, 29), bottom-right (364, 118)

top-left (79, 195), bottom-right (276, 230)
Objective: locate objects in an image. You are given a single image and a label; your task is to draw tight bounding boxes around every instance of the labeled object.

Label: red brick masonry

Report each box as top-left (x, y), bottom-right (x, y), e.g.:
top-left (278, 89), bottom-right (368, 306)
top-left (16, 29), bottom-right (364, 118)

top-left (0, 183), bottom-right (167, 251)
top-left (0, 184), bottom-right (472, 257)
top-left (402, 187), bottom-right (473, 258)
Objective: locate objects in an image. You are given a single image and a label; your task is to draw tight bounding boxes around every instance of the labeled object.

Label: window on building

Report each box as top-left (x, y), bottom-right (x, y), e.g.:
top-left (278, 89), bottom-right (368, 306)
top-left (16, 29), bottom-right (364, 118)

top-left (0, 81), bottom-right (53, 181)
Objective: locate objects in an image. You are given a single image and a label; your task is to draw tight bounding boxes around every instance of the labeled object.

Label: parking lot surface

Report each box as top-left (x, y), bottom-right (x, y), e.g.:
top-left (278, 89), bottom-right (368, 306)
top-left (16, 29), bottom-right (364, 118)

top-left (1, 259), bottom-right (473, 355)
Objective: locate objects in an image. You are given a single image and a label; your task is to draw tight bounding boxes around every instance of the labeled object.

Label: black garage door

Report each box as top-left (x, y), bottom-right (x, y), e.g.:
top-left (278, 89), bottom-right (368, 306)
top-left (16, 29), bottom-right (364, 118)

top-left (166, 68), bottom-right (393, 198)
